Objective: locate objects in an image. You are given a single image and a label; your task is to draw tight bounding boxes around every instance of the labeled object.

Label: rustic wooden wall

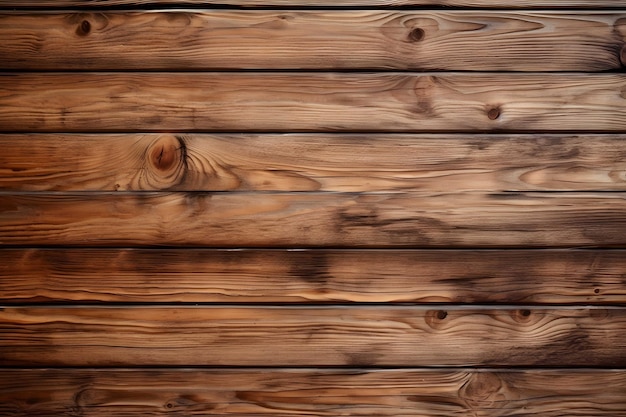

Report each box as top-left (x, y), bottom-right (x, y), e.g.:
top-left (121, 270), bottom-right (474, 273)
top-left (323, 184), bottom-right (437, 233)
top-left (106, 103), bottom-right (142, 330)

top-left (1, 1), bottom-right (626, 416)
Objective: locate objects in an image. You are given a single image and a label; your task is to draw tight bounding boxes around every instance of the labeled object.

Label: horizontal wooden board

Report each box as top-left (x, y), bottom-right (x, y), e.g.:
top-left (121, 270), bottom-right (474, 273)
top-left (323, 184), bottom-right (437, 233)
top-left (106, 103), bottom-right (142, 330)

top-left (2, 0), bottom-right (626, 8)
top-left (2, 134), bottom-right (626, 192)
top-left (2, 369), bottom-right (626, 416)
top-left (2, 249), bottom-right (625, 304)
top-left (2, 11), bottom-right (625, 71)
top-left (1, 306), bottom-right (625, 366)
top-left (2, 73), bottom-right (626, 132)
top-left (1, 192), bottom-right (625, 247)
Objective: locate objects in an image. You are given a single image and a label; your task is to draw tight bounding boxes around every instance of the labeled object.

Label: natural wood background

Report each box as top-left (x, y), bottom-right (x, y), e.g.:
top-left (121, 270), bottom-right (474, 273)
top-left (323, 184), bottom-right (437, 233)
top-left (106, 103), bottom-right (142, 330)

top-left (2, 249), bottom-right (624, 304)
top-left (2, 73), bottom-right (625, 132)
top-left (1, 1), bottom-right (625, 416)
top-left (2, 306), bottom-right (626, 366)
top-left (2, 11), bottom-right (625, 71)
top-left (2, 369), bottom-right (626, 416)
top-left (1, 0), bottom-right (626, 8)
top-left (2, 134), bottom-right (625, 192)
top-left (2, 192), bottom-right (626, 247)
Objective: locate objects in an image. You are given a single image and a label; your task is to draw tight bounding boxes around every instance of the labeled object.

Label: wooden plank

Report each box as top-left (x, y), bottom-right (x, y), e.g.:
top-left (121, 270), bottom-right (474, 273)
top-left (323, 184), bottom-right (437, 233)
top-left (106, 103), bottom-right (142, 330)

top-left (1, 306), bottom-right (625, 366)
top-left (1, 192), bottom-right (625, 247)
top-left (2, 369), bottom-right (626, 416)
top-left (2, 134), bottom-right (626, 192)
top-left (2, 0), bottom-right (626, 8)
top-left (2, 249), bottom-right (625, 304)
top-left (2, 73), bottom-right (626, 132)
top-left (2, 11), bottom-right (625, 71)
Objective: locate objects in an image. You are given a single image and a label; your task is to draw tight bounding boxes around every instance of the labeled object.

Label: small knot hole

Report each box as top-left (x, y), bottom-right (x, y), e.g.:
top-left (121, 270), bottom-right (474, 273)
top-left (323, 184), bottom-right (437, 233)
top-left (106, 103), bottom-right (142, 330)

top-left (408, 28), bottom-right (425, 42)
top-left (488, 107), bottom-right (501, 120)
top-left (77, 20), bottom-right (91, 36)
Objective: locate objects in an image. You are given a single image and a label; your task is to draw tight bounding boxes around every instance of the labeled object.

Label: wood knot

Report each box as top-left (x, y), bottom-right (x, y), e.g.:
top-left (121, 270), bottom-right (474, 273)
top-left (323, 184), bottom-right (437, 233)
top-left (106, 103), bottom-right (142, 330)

top-left (510, 308), bottom-right (533, 323)
top-left (425, 309), bottom-right (450, 329)
top-left (460, 373), bottom-right (506, 408)
top-left (150, 138), bottom-right (179, 172)
top-left (620, 45), bottom-right (626, 68)
top-left (143, 135), bottom-right (187, 189)
top-left (76, 20), bottom-right (91, 36)
top-left (408, 28), bottom-right (425, 42)
top-left (487, 107), bottom-right (501, 120)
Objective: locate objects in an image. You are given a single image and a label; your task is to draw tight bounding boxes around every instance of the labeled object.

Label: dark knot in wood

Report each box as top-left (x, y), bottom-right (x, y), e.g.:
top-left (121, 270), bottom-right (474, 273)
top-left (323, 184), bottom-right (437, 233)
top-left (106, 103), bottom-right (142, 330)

top-left (151, 140), bottom-right (178, 172)
top-left (487, 107), bottom-right (501, 120)
top-left (144, 134), bottom-right (187, 189)
top-left (408, 28), bottom-right (425, 42)
top-left (76, 20), bottom-right (91, 36)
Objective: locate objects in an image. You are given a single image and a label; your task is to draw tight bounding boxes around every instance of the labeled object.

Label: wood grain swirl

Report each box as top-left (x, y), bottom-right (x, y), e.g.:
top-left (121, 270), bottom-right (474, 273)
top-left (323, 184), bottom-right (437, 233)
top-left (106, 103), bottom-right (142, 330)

top-left (2, 134), bottom-right (625, 192)
top-left (2, 73), bottom-right (625, 132)
top-left (1, 306), bottom-right (625, 366)
top-left (1, 11), bottom-right (625, 71)
top-left (2, 369), bottom-right (626, 416)
top-left (1, 249), bottom-right (625, 304)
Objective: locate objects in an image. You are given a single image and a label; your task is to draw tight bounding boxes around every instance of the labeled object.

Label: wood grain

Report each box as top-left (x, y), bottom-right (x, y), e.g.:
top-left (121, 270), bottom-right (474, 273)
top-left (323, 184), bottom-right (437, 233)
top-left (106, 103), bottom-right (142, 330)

top-left (2, 0), bottom-right (625, 8)
top-left (2, 11), bottom-right (625, 71)
top-left (1, 192), bottom-right (625, 247)
top-left (2, 369), bottom-right (626, 416)
top-left (2, 134), bottom-right (626, 192)
top-left (1, 306), bottom-right (625, 366)
top-left (2, 73), bottom-right (626, 132)
top-left (2, 249), bottom-right (625, 304)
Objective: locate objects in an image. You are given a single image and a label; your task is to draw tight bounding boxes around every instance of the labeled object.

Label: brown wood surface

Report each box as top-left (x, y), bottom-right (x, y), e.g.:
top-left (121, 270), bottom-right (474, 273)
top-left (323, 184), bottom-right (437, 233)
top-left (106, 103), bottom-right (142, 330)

top-left (1, 192), bottom-right (625, 247)
top-left (2, 73), bottom-right (626, 132)
top-left (2, 306), bottom-right (625, 366)
top-left (2, 133), bottom-right (626, 192)
top-left (2, 0), bottom-right (626, 8)
top-left (2, 11), bottom-right (625, 71)
top-left (2, 249), bottom-right (625, 304)
top-left (3, 369), bottom-right (626, 416)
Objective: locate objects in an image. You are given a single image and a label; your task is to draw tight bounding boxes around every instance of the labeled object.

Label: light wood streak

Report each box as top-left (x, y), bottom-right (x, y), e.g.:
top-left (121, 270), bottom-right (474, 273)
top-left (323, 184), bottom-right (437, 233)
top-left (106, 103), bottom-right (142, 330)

top-left (1, 11), bottom-right (625, 71)
top-left (2, 134), bottom-right (626, 192)
top-left (2, 249), bottom-right (625, 304)
top-left (1, 192), bottom-right (625, 247)
top-left (1, 307), bottom-right (625, 366)
top-left (1, 0), bottom-right (625, 8)
top-left (2, 369), bottom-right (626, 416)
top-left (2, 73), bottom-right (626, 132)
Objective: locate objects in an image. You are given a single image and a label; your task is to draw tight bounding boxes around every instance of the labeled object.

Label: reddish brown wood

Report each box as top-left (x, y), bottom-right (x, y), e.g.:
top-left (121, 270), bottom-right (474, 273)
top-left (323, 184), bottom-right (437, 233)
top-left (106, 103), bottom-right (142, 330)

top-left (1, 249), bottom-right (624, 304)
top-left (1, 306), bottom-right (625, 366)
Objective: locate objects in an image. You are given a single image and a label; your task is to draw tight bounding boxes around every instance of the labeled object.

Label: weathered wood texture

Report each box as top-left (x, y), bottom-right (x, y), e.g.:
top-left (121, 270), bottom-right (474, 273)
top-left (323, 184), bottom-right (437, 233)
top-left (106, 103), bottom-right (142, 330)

top-left (2, 0), bottom-right (626, 8)
top-left (1, 249), bottom-right (624, 304)
top-left (2, 73), bottom-right (626, 132)
top-left (2, 11), bottom-right (625, 71)
top-left (2, 306), bottom-right (625, 366)
top-left (2, 134), bottom-right (626, 192)
top-left (3, 369), bottom-right (626, 416)
top-left (1, 192), bottom-right (625, 247)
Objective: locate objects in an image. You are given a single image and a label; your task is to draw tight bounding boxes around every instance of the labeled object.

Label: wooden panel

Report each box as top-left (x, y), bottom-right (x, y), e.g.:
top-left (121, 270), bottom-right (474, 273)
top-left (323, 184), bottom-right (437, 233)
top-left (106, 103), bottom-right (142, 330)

top-left (1, 192), bottom-right (625, 247)
top-left (2, 0), bottom-right (626, 8)
top-left (2, 249), bottom-right (625, 304)
top-left (2, 73), bottom-right (626, 132)
top-left (2, 369), bottom-right (626, 416)
top-left (2, 11), bottom-right (625, 71)
top-left (2, 133), bottom-right (626, 192)
top-left (1, 306), bottom-right (625, 366)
